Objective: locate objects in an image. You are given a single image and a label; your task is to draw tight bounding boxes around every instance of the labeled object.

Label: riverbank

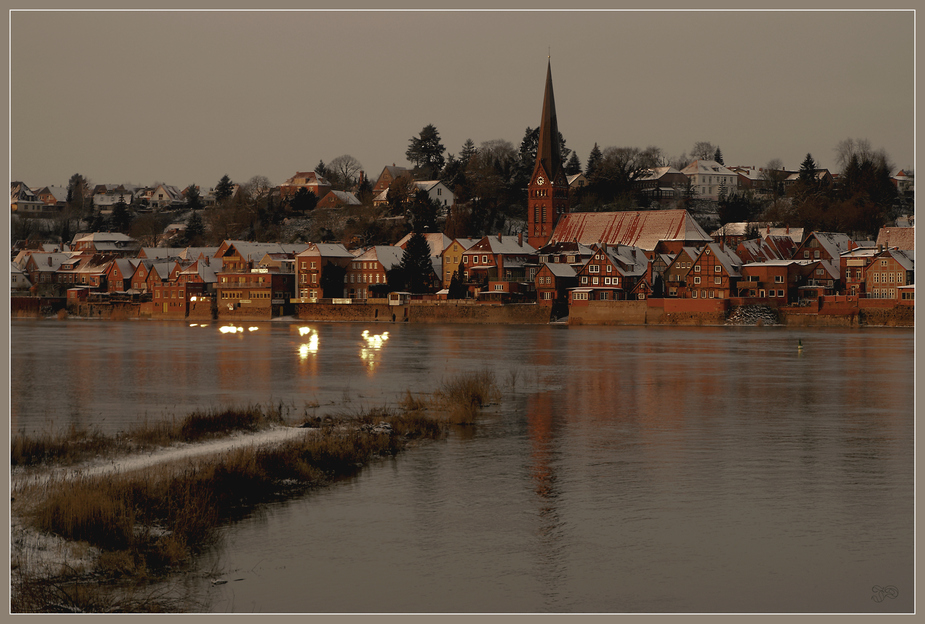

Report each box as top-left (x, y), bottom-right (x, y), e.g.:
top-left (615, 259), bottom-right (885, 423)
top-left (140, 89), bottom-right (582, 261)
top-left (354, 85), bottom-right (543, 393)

top-left (10, 372), bottom-right (500, 613)
top-left (12, 295), bottom-right (914, 327)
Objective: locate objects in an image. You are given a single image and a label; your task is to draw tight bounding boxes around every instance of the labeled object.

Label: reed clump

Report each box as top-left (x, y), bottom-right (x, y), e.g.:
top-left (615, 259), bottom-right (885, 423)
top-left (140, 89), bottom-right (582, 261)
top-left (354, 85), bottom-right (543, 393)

top-left (433, 369), bottom-right (501, 424)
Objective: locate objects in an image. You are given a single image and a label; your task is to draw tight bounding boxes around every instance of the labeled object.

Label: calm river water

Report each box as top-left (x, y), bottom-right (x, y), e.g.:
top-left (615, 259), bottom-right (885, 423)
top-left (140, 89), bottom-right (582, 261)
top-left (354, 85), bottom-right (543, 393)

top-left (8, 319), bottom-right (915, 613)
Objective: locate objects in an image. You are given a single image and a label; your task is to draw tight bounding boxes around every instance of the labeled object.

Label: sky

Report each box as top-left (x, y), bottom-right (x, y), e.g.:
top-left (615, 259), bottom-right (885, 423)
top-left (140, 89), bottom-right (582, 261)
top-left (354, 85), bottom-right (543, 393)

top-left (10, 9), bottom-right (915, 191)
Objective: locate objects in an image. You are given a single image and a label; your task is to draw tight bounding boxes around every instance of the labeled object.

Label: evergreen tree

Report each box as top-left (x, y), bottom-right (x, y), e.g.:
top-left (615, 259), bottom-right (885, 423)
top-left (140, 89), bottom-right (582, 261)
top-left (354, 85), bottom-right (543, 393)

top-left (110, 197), bottom-right (131, 233)
top-left (586, 143), bottom-right (603, 179)
top-left (408, 189), bottom-right (437, 232)
top-left (713, 147), bottom-right (724, 165)
top-left (399, 232), bottom-right (434, 293)
top-left (185, 210), bottom-right (206, 246)
top-left (406, 124), bottom-right (446, 179)
top-left (565, 152), bottom-right (582, 176)
top-left (290, 188), bottom-right (318, 215)
top-left (185, 185), bottom-right (204, 211)
top-left (459, 139), bottom-right (477, 165)
top-left (215, 174), bottom-right (234, 202)
top-left (798, 153), bottom-right (817, 185)
top-left (315, 160), bottom-right (328, 177)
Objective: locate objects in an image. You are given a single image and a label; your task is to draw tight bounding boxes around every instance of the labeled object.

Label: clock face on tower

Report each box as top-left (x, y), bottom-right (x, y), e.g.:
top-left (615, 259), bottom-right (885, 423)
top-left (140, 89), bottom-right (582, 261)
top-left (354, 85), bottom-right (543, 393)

top-left (536, 176), bottom-right (545, 185)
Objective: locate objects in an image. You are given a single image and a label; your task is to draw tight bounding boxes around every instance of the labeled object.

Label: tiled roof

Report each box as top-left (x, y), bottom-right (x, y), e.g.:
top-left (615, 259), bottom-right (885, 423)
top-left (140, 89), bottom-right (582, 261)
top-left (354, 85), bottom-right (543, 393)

top-left (549, 209), bottom-right (711, 250)
top-left (876, 227), bottom-right (914, 251)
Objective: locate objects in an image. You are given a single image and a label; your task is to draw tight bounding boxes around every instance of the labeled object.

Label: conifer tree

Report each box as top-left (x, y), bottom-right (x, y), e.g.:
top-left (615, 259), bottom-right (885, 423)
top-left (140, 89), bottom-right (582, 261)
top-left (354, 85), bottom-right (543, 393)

top-left (586, 143), bottom-right (603, 179)
top-left (399, 232), bottom-right (434, 293)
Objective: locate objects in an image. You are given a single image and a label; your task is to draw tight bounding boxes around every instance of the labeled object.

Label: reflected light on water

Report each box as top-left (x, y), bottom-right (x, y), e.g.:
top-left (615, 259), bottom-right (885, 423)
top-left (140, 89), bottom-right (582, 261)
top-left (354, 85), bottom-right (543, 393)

top-left (359, 330), bottom-right (390, 371)
top-left (248, 327), bottom-right (259, 332)
top-left (300, 335), bottom-right (320, 358)
top-left (219, 325), bottom-right (244, 334)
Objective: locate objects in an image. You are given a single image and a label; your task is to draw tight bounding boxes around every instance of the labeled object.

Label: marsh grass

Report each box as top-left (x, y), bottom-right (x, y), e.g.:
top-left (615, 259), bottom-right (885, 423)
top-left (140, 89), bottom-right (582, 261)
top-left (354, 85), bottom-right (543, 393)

top-left (11, 404), bottom-right (285, 467)
top-left (433, 369), bottom-right (501, 424)
top-left (12, 373), bottom-right (500, 613)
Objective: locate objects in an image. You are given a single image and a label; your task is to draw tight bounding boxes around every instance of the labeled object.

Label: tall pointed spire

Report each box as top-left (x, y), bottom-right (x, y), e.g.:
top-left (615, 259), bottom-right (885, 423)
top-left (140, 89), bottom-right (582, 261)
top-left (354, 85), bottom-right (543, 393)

top-left (535, 59), bottom-right (562, 181)
top-left (527, 59), bottom-right (570, 250)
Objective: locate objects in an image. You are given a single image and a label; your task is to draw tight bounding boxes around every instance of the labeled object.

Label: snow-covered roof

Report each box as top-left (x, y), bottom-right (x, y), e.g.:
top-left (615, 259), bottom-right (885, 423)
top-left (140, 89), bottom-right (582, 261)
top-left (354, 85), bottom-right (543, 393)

top-left (354, 246), bottom-right (404, 271)
top-left (298, 242), bottom-right (355, 258)
top-left (543, 262), bottom-right (577, 278)
top-left (876, 227), bottom-right (914, 251)
top-left (550, 209), bottom-right (711, 250)
top-left (395, 232), bottom-right (452, 257)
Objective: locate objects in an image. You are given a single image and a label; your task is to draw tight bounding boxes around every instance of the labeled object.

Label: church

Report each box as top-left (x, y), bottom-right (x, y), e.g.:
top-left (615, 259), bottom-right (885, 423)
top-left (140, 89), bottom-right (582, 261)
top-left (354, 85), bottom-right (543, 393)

top-left (526, 61), bottom-right (712, 253)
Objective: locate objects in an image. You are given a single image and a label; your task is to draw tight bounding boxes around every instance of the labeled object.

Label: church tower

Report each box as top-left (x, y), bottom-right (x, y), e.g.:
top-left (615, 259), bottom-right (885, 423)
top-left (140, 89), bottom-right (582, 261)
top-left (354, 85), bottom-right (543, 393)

top-left (527, 59), bottom-right (570, 249)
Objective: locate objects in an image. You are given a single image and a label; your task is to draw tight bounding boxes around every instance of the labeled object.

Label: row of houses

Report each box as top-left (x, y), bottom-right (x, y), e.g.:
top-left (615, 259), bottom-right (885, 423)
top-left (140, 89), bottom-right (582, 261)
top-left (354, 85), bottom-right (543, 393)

top-left (11, 211), bottom-right (914, 321)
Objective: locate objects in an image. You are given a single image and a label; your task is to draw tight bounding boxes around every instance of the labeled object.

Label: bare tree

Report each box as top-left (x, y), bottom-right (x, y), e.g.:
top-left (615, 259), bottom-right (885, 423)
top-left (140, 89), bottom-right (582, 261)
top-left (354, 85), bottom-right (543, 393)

top-left (760, 158), bottom-right (789, 197)
top-left (327, 155), bottom-right (363, 191)
top-left (690, 141), bottom-right (718, 161)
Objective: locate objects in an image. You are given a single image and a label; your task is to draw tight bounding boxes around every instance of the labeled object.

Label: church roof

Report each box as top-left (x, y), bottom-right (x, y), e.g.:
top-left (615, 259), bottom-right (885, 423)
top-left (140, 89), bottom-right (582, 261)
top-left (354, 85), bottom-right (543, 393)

top-left (548, 210), bottom-right (712, 251)
top-left (534, 60), bottom-right (562, 181)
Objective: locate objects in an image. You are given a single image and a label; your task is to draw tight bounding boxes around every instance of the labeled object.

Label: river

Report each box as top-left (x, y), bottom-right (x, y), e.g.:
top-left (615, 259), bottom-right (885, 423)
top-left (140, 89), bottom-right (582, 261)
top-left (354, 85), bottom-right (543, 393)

top-left (8, 318), bottom-right (915, 613)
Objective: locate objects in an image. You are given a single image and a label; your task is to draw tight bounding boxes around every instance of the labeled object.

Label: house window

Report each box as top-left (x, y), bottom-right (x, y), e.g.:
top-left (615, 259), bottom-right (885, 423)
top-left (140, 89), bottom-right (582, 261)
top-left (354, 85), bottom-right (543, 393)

top-left (714, 265), bottom-right (721, 273)
top-left (777, 289), bottom-right (784, 297)
top-left (494, 284), bottom-right (503, 291)
top-left (589, 264), bottom-right (599, 273)
top-left (592, 277), bottom-right (598, 285)
top-left (695, 265), bottom-right (701, 272)
top-left (694, 276), bottom-right (701, 285)
top-left (482, 255), bottom-right (488, 264)
top-left (775, 275), bottom-right (784, 283)
top-left (606, 265), bottom-right (612, 273)
top-left (814, 250), bottom-right (820, 259)
top-left (714, 276), bottom-right (721, 284)
top-left (692, 290), bottom-right (698, 298)
top-left (581, 276), bottom-right (588, 284)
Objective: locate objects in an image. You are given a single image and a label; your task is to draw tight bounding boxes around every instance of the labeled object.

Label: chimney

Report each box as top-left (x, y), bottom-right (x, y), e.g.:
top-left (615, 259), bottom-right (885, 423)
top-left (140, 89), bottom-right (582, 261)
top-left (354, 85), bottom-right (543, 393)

top-left (498, 232), bottom-right (502, 243)
top-left (518, 232), bottom-right (523, 247)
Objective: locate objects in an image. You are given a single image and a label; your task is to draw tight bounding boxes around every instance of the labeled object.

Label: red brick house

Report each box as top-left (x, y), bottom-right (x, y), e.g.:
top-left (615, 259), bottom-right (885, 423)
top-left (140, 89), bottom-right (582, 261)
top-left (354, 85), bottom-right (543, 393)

top-left (346, 246), bottom-right (404, 300)
top-left (535, 262), bottom-right (577, 307)
top-left (865, 249), bottom-right (914, 300)
top-left (661, 246), bottom-right (703, 298)
top-left (295, 242), bottom-right (355, 300)
top-left (459, 234), bottom-right (536, 300)
top-left (572, 244), bottom-right (650, 302)
top-left (737, 260), bottom-right (811, 304)
top-left (279, 171), bottom-right (332, 202)
top-left (683, 243), bottom-right (742, 300)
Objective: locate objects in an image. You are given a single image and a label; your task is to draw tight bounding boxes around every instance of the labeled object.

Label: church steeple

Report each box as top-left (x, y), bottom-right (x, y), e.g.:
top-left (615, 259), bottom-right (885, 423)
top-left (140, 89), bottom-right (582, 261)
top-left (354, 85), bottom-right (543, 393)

top-left (527, 59), bottom-right (569, 249)
top-left (535, 59), bottom-right (562, 183)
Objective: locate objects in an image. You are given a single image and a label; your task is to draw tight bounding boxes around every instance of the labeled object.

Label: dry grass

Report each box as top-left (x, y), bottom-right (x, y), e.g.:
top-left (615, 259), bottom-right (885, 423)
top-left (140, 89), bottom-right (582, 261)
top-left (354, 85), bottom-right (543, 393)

top-left (11, 373), bottom-right (501, 613)
top-left (12, 404), bottom-right (285, 467)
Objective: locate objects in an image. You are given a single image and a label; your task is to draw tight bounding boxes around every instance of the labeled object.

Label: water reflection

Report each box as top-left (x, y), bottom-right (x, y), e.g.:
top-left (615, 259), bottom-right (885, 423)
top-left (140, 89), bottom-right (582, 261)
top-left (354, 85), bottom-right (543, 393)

top-left (359, 329), bottom-right (389, 373)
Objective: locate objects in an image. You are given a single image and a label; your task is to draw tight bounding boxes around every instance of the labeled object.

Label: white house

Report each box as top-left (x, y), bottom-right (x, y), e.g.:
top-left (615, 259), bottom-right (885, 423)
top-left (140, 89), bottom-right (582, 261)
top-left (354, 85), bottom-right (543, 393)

top-left (680, 160), bottom-right (739, 201)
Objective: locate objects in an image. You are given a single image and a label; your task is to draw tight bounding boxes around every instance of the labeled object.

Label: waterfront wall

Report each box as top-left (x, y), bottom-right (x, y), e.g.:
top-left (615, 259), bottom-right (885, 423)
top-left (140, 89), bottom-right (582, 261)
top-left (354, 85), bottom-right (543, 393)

top-left (11, 296), bottom-right (913, 327)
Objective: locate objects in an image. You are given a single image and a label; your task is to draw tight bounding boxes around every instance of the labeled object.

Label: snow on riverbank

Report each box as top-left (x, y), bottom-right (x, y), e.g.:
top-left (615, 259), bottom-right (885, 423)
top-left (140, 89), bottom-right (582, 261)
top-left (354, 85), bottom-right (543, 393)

top-left (10, 425), bottom-right (317, 583)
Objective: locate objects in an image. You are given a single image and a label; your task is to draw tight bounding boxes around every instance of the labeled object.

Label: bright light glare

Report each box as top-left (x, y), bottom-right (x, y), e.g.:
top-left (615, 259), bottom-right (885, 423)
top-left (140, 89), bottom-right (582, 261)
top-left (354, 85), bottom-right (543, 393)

top-left (299, 327), bottom-right (312, 336)
top-left (220, 325), bottom-right (244, 334)
top-left (299, 334), bottom-right (320, 359)
top-left (189, 323), bottom-right (197, 327)
top-left (248, 326), bottom-right (258, 332)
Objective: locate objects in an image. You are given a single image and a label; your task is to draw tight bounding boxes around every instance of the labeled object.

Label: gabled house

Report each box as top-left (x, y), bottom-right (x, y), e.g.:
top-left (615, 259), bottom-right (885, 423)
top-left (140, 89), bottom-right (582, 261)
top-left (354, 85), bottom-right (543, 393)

top-left (865, 249), bottom-right (914, 300)
top-left (345, 246), bottom-right (404, 300)
top-left (33, 185), bottom-right (68, 209)
top-left (571, 244), bottom-right (650, 302)
top-left (105, 258), bottom-right (140, 292)
top-left (10, 182), bottom-right (45, 213)
top-left (279, 171), bottom-right (332, 202)
top-left (662, 246), bottom-right (703, 297)
top-left (414, 180), bottom-right (454, 214)
top-left (373, 165), bottom-right (412, 193)
top-left (792, 231), bottom-right (857, 288)
top-left (317, 190), bottom-right (361, 208)
top-left (683, 242), bottom-right (742, 300)
top-left (459, 234), bottom-right (536, 300)
top-left (439, 237), bottom-right (480, 289)
top-left (294, 242), bottom-right (355, 300)
top-left (149, 184), bottom-right (184, 209)
top-left (535, 262), bottom-right (577, 309)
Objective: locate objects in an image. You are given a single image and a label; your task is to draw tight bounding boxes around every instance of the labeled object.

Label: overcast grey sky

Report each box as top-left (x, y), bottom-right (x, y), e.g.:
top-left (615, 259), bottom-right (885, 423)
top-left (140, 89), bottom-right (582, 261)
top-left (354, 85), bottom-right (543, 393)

top-left (10, 9), bottom-right (914, 190)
